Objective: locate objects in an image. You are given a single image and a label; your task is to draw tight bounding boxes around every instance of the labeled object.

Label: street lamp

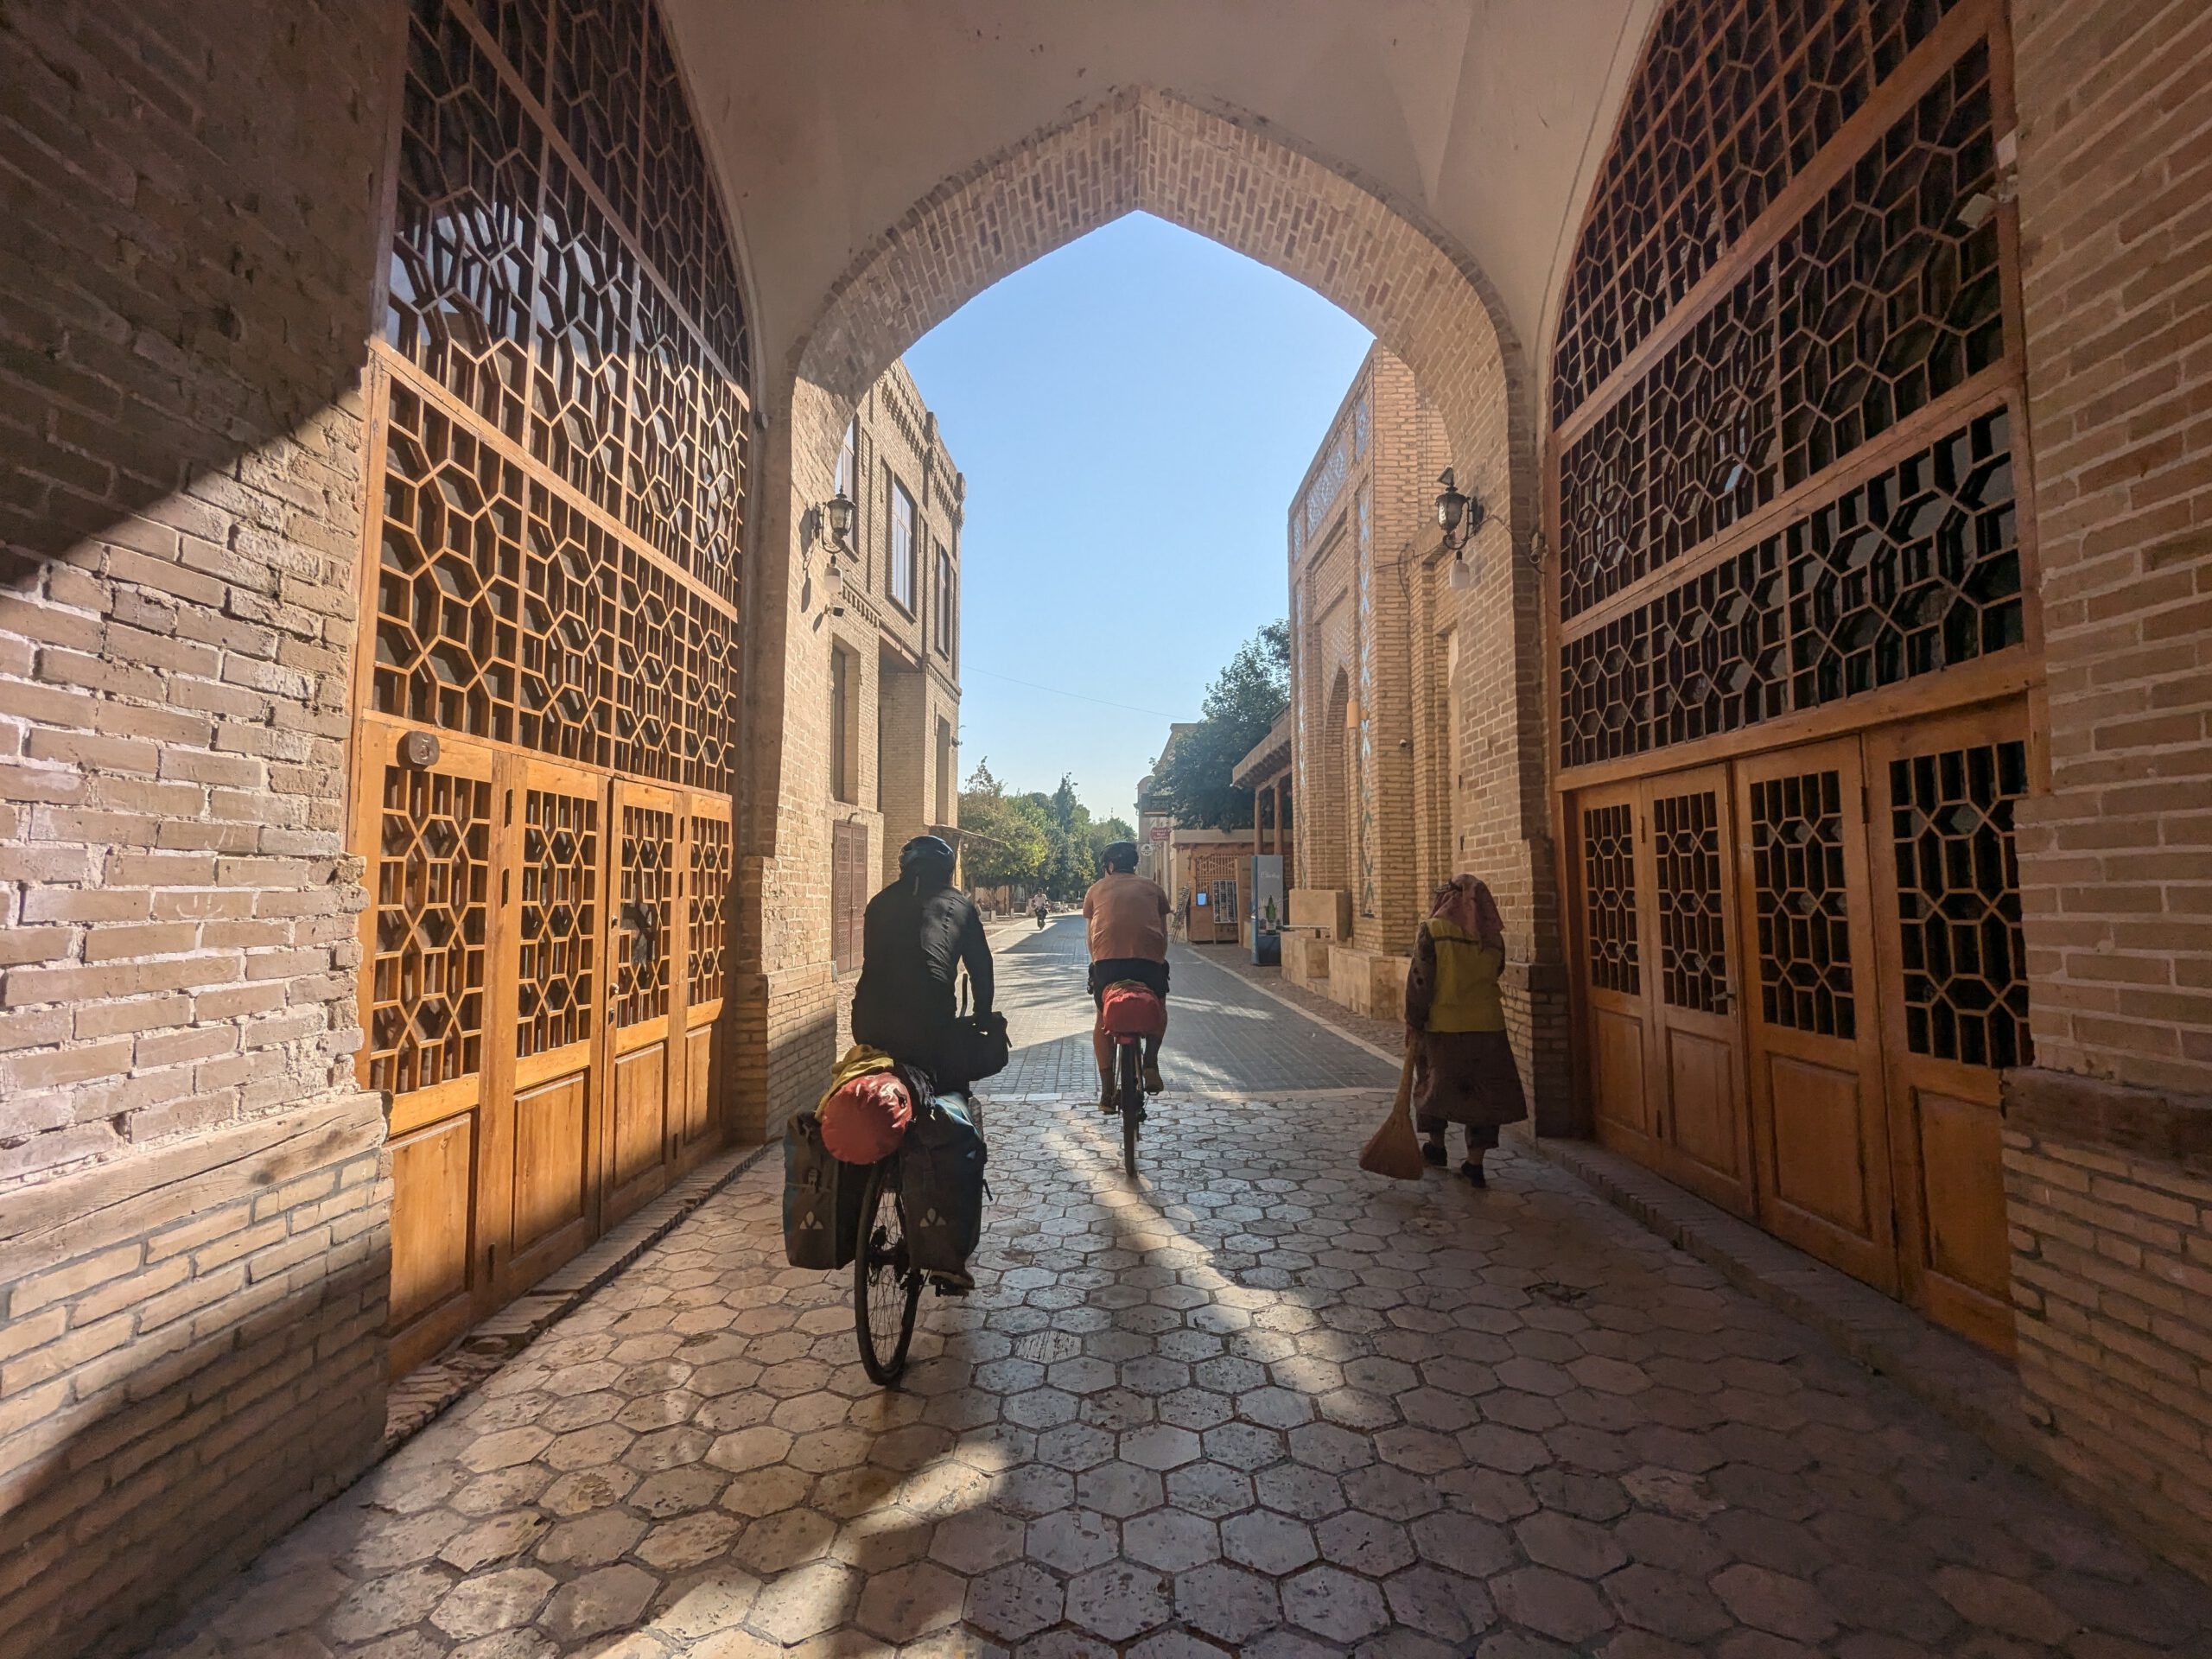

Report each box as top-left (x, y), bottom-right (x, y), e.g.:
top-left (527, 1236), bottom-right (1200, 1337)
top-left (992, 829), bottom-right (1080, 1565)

top-left (815, 490), bottom-right (856, 616)
top-left (1435, 467), bottom-right (1484, 554)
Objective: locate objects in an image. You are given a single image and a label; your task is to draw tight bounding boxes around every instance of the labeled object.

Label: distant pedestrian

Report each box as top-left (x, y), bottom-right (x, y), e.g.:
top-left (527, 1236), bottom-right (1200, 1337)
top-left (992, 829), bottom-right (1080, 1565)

top-left (1403, 874), bottom-right (1525, 1186)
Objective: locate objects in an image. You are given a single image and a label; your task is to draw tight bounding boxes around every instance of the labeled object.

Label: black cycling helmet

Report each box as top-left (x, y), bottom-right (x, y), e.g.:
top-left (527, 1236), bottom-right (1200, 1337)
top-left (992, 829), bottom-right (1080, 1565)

top-left (1101, 840), bottom-right (1140, 873)
top-left (899, 834), bottom-right (956, 880)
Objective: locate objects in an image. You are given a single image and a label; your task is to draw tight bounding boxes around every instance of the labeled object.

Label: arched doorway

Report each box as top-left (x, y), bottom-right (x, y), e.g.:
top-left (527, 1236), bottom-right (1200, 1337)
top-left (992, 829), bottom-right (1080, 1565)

top-left (736, 88), bottom-right (1564, 1135)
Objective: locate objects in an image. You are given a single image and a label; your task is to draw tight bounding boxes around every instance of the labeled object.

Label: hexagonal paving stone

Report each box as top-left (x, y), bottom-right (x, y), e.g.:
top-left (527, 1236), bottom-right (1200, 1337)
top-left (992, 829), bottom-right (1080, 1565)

top-left (540, 1562), bottom-right (658, 1643)
top-left (1121, 1423), bottom-right (1204, 1471)
top-left (1077, 1460), bottom-right (1166, 1517)
top-left (1173, 1560), bottom-right (1282, 1646)
top-left (1067, 1561), bottom-right (1173, 1642)
top-left (855, 1560), bottom-right (967, 1642)
top-left (1282, 1564), bottom-right (1390, 1643)
top-left (1315, 1510), bottom-right (1415, 1578)
top-left (429, 1566), bottom-right (555, 1638)
top-left (1124, 1508), bottom-right (1220, 1573)
top-left (966, 1560), bottom-right (1064, 1642)
top-left (1029, 1509), bottom-right (1120, 1575)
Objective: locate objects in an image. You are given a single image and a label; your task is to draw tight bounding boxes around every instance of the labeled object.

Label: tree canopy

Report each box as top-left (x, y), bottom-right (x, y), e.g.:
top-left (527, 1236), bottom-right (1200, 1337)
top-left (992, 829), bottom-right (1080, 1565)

top-left (1152, 620), bottom-right (1289, 831)
top-left (957, 762), bottom-right (1131, 897)
top-left (955, 760), bottom-right (1050, 890)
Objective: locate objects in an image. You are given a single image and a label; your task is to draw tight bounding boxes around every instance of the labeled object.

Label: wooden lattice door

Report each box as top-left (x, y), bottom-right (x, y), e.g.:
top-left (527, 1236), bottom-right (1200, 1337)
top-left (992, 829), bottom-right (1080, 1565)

top-left (1573, 772), bottom-right (1753, 1218)
top-left (1733, 740), bottom-right (1898, 1294)
top-left (1573, 784), bottom-right (1656, 1159)
top-left (606, 781), bottom-right (681, 1224)
top-left (677, 794), bottom-right (733, 1175)
top-left (361, 728), bottom-right (501, 1374)
top-left (1644, 768), bottom-right (1754, 1217)
top-left (501, 756), bottom-right (607, 1299)
top-left (1866, 704), bottom-right (2031, 1352)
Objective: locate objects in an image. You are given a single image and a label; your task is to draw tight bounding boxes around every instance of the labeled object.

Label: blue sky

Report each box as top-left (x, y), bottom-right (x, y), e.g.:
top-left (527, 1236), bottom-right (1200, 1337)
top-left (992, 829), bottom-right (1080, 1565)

top-left (903, 212), bottom-right (1372, 828)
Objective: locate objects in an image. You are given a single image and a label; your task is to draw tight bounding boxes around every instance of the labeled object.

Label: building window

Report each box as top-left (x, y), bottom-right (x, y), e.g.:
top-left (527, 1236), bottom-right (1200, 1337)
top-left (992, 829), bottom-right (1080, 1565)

top-left (935, 718), bottom-right (953, 826)
top-left (934, 545), bottom-right (954, 658)
top-left (890, 479), bottom-right (916, 611)
top-left (836, 418), bottom-right (856, 502)
top-left (832, 820), bottom-right (867, 976)
top-left (830, 646), bottom-right (853, 804)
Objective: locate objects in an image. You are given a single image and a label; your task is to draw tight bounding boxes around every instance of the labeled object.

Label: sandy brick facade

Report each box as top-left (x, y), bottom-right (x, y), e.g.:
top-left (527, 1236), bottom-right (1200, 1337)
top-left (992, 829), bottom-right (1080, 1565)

top-left (1286, 348), bottom-right (1572, 1114)
top-left (2001, 0), bottom-right (2212, 1574)
top-left (819, 361), bottom-right (963, 1049)
top-left (0, 1), bottom-right (397, 1650)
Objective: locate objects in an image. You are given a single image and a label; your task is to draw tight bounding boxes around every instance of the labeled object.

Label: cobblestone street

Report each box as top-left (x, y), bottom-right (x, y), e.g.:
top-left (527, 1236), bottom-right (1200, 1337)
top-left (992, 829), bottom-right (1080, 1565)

top-left (148, 923), bottom-right (2212, 1658)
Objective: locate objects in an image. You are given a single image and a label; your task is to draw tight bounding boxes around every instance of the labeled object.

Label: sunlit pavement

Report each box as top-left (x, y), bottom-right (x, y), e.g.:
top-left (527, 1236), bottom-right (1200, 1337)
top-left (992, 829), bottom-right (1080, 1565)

top-left (148, 919), bottom-right (2212, 1657)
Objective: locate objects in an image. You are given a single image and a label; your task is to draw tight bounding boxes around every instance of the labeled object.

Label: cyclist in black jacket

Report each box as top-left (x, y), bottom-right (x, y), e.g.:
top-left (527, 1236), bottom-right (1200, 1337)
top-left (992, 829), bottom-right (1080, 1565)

top-left (851, 835), bottom-right (995, 1084)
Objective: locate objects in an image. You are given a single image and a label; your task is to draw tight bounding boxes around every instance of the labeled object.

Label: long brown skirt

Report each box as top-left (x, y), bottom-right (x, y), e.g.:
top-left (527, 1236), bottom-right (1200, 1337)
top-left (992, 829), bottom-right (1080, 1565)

top-left (1412, 1029), bottom-right (1527, 1141)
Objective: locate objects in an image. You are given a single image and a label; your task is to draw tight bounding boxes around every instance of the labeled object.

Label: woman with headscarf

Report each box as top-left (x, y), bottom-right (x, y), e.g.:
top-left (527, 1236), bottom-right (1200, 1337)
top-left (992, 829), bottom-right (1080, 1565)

top-left (1402, 874), bottom-right (1526, 1185)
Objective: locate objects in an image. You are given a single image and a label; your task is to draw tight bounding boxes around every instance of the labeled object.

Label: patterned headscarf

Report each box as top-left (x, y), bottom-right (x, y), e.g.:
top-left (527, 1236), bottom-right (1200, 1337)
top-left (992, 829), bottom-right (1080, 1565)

top-left (1430, 874), bottom-right (1505, 952)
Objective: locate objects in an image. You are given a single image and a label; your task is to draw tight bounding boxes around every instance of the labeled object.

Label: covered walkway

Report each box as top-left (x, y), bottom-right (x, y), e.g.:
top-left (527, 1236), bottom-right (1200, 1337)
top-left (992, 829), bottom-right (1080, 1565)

top-left (149, 931), bottom-right (2212, 1656)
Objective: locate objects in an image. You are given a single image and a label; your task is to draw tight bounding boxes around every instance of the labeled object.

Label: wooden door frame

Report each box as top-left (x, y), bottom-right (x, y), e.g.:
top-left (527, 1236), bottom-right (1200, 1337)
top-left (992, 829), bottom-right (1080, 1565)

top-left (1639, 763), bottom-right (1758, 1219)
top-left (1862, 699), bottom-right (2028, 1353)
top-left (603, 779), bottom-right (683, 1224)
top-left (499, 751), bottom-right (614, 1298)
top-left (675, 790), bottom-right (734, 1176)
top-left (1732, 734), bottom-right (1900, 1294)
top-left (1567, 779), bottom-right (1662, 1165)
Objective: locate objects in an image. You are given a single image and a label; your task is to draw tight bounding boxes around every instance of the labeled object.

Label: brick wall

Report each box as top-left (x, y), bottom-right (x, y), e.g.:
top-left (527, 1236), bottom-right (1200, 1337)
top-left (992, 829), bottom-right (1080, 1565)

top-left (0, 0), bottom-right (397, 1649)
top-left (2005, 1072), bottom-right (2212, 1577)
top-left (2004, 0), bottom-right (2212, 1577)
top-left (2012, 0), bottom-right (2212, 1099)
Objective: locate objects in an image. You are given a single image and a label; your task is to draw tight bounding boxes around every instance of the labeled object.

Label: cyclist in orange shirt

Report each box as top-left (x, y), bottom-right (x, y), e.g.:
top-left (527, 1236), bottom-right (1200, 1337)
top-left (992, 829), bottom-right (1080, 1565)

top-left (1082, 842), bottom-right (1170, 1112)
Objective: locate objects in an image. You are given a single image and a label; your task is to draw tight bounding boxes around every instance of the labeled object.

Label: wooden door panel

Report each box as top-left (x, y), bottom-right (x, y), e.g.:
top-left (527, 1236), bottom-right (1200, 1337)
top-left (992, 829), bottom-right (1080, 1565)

top-left (1866, 707), bottom-right (2032, 1352)
top-left (1664, 1027), bottom-right (1740, 1185)
top-left (604, 783), bottom-right (678, 1224)
top-left (1647, 772), bottom-right (1752, 1215)
top-left (1736, 742), bottom-right (1897, 1294)
top-left (683, 1024), bottom-right (719, 1146)
top-left (502, 760), bottom-right (606, 1294)
top-left (1764, 1052), bottom-right (1875, 1238)
top-left (612, 1044), bottom-right (668, 1188)
top-left (1914, 1086), bottom-right (2011, 1300)
top-left (356, 725), bottom-right (499, 1376)
top-left (1591, 1006), bottom-right (1652, 1143)
top-left (677, 796), bottom-right (732, 1171)
top-left (510, 1074), bottom-right (590, 1267)
top-left (387, 1116), bottom-right (476, 1374)
top-left (1573, 786), bottom-right (1659, 1159)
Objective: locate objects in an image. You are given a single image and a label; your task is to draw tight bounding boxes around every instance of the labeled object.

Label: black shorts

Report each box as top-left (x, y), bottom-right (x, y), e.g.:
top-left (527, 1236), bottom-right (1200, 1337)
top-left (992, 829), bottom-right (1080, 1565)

top-left (1090, 957), bottom-right (1169, 1006)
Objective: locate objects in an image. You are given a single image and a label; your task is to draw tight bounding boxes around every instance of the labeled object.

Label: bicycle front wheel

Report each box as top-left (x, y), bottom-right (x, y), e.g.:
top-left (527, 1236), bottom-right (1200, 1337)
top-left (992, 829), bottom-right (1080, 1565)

top-left (1118, 1041), bottom-right (1143, 1179)
top-left (855, 1161), bottom-right (920, 1385)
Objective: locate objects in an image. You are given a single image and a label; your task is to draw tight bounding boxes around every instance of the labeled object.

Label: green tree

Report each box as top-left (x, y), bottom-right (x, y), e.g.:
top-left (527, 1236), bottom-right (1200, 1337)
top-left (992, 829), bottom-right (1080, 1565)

top-left (1153, 621), bottom-right (1289, 831)
top-left (957, 760), bottom-right (1050, 890)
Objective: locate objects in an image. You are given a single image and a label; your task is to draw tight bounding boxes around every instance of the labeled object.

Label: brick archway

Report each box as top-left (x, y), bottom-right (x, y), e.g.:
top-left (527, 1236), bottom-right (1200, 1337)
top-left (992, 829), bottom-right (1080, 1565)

top-left (739, 86), bottom-right (1563, 1135)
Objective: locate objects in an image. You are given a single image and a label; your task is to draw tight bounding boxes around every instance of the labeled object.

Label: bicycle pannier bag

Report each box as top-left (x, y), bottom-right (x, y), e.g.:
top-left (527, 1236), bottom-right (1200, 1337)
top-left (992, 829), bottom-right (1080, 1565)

top-left (782, 1111), bottom-right (861, 1268)
top-left (900, 1095), bottom-right (988, 1276)
top-left (1100, 981), bottom-right (1168, 1039)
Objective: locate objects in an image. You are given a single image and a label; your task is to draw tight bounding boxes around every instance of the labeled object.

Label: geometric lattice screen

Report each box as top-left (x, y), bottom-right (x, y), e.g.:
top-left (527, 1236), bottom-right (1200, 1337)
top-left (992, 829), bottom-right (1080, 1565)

top-left (1555, 0), bottom-right (2019, 778)
top-left (1890, 739), bottom-right (2031, 1068)
top-left (370, 766), bottom-right (493, 1094)
top-left (375, 0), bottom-right (747, 795)
top-left (1560, 409), bottom-right (2020, 768)
top-left (1748, 769), bottom-right (1858, 1040)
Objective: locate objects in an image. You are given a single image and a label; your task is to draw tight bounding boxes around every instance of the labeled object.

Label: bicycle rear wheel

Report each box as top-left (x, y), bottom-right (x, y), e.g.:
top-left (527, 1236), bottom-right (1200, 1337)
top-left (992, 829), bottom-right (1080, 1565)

top-left (855, 1161), bottom-right (920, 1384)
top-left (1118, 1041), bottom-right (1143, 1179)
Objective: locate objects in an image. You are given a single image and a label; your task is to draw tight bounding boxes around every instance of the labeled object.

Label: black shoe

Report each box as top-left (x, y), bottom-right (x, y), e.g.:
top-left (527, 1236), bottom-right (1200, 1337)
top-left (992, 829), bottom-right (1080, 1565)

top-left (1421, 1141), bottom-right (1447, 1168)
top-left (1459, 1159), bottom-right (1486, 1187)
top-left (1098, 1085), bottom-right (1118, 1116)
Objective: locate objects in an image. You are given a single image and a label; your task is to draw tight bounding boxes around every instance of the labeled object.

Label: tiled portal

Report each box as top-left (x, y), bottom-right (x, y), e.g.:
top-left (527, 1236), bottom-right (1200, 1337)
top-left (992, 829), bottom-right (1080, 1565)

top-left (148, 925), bottom-right (2212, 1657)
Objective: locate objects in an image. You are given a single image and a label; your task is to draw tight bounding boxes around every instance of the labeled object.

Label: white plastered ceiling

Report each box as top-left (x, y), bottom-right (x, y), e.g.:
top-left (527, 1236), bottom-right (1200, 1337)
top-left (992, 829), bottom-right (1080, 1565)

top-left (667, 0), bottom-right (1661, 380)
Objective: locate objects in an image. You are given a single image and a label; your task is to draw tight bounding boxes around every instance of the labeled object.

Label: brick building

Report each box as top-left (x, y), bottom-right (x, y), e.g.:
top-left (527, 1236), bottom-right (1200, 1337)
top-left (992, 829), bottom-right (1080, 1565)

top-left (4, 0), bottom-right (2212, 1648)
top-left (822, 361), bottom-right (964, 1043)
top-left (1281, 346), bottom-right (1468, 1025)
